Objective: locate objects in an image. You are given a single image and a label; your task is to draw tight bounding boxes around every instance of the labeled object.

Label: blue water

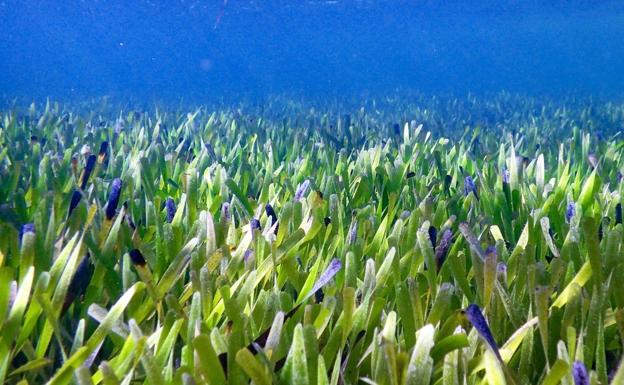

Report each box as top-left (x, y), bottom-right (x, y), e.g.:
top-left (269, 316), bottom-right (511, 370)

top-left (2, 1), bottom-right (623, 102)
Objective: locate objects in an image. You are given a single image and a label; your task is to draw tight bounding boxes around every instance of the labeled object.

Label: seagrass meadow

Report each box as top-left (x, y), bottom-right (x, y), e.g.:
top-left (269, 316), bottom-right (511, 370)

top-left (2, 94), bottom-right (624, 385)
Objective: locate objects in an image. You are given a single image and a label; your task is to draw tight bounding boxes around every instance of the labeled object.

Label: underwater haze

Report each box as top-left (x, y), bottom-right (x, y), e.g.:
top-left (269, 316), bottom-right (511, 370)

top-left (2, 0), bottom-right (624, 101)
top-left (6, 2), bottom-right (624, 384)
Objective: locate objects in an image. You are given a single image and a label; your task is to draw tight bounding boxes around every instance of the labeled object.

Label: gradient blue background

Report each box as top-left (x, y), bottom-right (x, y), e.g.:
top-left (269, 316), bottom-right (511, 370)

top-left (1, 1), bottom-right (623, 102)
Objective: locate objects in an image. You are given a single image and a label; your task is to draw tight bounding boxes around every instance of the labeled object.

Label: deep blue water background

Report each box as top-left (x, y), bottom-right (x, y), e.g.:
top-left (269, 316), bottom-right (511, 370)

top-left (1, 1), bottom-right (624, 102)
